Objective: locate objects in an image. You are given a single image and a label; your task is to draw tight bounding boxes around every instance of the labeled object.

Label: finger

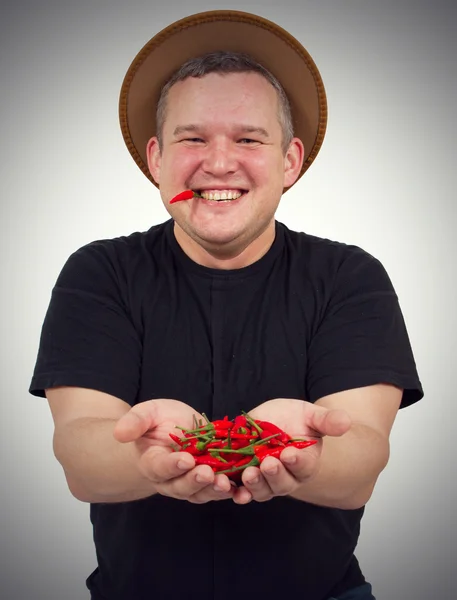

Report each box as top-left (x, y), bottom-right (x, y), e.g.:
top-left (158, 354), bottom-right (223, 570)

top-left (258, 457), bottom-right (296, 499)
top-left (164, 464), bottom-right (217, 500)
top-left (279, 444), bottom-right (319, 481)
top-left (232, 485), bottom-right (253, 505)
top-left (241, 466), bottom-right (274, 503)
top-left (114, 403), bottom-right (158, 443)
top-left (188, 474), bottom-right (235, 504)
top-left (141, 449), bottom-right (195, 483)
top-left (212, 473), bottom-right (234, 494)
top-left (305, 406), bottom-right (351, 437)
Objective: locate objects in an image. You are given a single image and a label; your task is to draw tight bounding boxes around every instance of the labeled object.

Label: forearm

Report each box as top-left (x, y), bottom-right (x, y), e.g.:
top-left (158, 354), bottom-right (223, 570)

top-left (53, 417), bottom-right (157, 503)
top-left (290, 423), bottom-right (390, 509)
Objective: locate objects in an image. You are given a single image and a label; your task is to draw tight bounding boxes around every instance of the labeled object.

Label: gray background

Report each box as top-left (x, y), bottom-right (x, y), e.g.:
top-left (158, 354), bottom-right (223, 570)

top-left (1, 0), bottom-right (455, 598)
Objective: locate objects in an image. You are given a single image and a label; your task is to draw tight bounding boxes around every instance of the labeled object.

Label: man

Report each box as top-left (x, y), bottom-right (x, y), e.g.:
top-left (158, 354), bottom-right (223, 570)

top-left (29, 10), bottom-right (423, 600)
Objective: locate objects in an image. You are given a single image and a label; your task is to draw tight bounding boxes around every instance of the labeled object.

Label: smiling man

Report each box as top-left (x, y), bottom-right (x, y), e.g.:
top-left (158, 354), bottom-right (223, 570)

top-left (29, 10), bottom-right (423, 600)
top-left (147, 67), bottom-right (304, 267)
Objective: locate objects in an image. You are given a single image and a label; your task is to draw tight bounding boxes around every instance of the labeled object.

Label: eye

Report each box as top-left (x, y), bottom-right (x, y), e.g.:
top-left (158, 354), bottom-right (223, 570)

top-left (238, 138), bottom-right (261, 145)
top-left (183, 137), bottom-right (205, 143)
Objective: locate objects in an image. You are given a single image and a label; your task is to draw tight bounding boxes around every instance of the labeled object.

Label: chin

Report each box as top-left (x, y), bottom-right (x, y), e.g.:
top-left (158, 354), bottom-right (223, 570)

top-left (189, 221), bottom-right (243, 242)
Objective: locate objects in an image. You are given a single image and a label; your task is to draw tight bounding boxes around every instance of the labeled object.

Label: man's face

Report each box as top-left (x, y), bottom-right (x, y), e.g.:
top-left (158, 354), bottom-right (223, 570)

top-left (147, 71), bottom-right (303, 261)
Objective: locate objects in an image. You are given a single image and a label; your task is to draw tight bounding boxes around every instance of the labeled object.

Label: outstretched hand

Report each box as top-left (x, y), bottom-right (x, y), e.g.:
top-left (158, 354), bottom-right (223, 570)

top-left (232, 398), bottom-right (351, 504)
top-left (113, 399), bottom-right (235, 503)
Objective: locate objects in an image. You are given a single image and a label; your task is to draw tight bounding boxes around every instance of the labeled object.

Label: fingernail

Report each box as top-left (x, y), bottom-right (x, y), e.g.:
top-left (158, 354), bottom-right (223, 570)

top-left (264, 465), bottom-right (278, 475)
top-left (177, 460), bottom-right (190, 470)
top-left (282, 454), bottom-right (297, 465)
top-left (247, 476), bottom-right (260, 485)
top-left (196, 474), bottom-right (209, 483)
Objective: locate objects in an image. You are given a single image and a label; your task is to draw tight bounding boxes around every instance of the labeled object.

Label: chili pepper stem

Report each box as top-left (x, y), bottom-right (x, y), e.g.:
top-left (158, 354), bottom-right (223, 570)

top-left (217, 456), bottom-right (260, 474)
top-left (176, 425), bottom-right (213, 435)
top-left (241, 411), bottom-right (263, 435)
top-left (208, 433), bottom-right (280, 455)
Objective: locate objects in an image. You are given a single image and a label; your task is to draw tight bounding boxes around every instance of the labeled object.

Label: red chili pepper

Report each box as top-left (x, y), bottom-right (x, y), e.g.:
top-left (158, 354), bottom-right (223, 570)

top-left (217, 455), bottom-right (260, 475)
top-left (228, 433), bottom-right (257, 440)
top-left (233, 415), bottom-right (247, 428)
top-left (211, 420), bottom-right (234, 430)
top-left (242, 412), bottom-right (263, 436)
top-left (290, 440), bottom-right (317, 449)
top-left (194, 455), bottom-right (236, 469)
top-left (169, 433), bottom-right (185, 446)
top-left (254, 445), bottom-right (283, 461)
top-left (205, 440), bottom-right (226, 449)
top-left (169, 190), bottom-right (202, 204)
top-left (171, 412), bottom-right (317, 483)
top-left (181, 443), bottom-right (201, 456)
top-left (256, 420), bottom-right (292, 443)
top-left (214, 429), bottom-right (236, 438)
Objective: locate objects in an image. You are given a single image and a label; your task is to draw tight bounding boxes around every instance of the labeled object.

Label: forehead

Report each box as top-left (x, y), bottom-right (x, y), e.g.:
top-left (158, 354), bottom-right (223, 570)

top-left (165, 71), bottom-right (279, 115)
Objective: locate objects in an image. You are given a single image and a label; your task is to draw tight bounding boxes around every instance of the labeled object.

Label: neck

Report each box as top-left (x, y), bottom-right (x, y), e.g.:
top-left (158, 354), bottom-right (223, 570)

top-left (173, 221), bottom-right (276, 270)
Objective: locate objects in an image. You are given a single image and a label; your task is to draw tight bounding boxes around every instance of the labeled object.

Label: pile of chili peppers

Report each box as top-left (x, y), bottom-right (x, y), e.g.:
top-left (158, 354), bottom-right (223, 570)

top-left (169, 412), bottom-right (317, 483)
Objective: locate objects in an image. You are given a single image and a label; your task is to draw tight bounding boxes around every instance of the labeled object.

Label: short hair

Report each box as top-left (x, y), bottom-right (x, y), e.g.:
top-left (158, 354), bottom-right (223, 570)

top-left (156, 51), bottom-right (294, 153)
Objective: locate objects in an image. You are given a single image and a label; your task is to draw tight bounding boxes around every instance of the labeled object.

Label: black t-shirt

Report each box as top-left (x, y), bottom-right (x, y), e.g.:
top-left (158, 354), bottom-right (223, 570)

top-left (30, 219), bottom-right (423, 600)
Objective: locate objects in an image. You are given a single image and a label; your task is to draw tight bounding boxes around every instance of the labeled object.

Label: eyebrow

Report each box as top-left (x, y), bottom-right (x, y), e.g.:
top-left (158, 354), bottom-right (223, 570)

top-left (172, 124), bottom-right (270, 138)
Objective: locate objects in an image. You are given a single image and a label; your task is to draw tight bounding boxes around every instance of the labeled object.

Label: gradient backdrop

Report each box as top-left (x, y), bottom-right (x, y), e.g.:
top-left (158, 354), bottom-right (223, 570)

top-left (1, 0), bottom-right (455, 598)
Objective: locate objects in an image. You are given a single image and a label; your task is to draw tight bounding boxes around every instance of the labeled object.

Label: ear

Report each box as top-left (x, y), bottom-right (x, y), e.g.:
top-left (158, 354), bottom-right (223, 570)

top-left (283, 138), bottom-right (305, 188)
top-left (146, 137), bottom-right (162, 185)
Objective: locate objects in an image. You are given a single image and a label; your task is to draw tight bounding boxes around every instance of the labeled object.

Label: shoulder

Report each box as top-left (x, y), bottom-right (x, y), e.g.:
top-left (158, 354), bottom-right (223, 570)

top-left (277, 221), bottom-right (391, 291)
top-left (55, 220), bottom-right (172, 292)
top-left (68, 220), bottom-right (170, 266)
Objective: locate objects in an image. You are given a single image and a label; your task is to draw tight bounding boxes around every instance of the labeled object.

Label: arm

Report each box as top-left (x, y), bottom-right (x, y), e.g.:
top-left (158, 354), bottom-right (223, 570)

top-left (233, 384), bottom-right (402, 509)
top-left (47, 387), bottom-right (236, 504)
top-left (289, 383), bottom-right (402, 508)
top-left (47, 387), bottom-right (158, 503)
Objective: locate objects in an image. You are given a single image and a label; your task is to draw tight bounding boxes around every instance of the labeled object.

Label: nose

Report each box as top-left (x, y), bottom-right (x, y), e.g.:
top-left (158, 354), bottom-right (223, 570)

top-left (201, 139), bottom-right (238, 177)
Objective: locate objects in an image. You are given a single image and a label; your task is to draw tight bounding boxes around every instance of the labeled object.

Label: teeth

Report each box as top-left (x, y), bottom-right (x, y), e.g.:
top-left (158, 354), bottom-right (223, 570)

top-left (200, 190), bottom-right (243, 201)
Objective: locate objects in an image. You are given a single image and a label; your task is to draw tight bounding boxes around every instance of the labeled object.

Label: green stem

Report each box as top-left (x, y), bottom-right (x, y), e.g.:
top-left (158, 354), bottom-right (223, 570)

top-left (214, 453), bottom-right (228, 463)
top-left (176, 431), bottom-right (213, 442)
top-left (208, 433), bottom-right (280, 455)
top-left (217, 456), bottom-right (260, 474)
top-left (241, 411), bottom-right (263, 435)
top-left (176, 424), bottom-right (214, 435)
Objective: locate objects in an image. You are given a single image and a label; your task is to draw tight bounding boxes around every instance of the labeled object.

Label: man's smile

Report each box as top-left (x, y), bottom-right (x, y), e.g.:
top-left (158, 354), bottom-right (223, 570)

top-left (197, 189), bottom-right (245, 202)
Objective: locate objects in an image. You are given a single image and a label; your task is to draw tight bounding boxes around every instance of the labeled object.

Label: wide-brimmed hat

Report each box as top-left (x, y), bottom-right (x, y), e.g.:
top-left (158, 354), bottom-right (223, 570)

top-left (119, 10), bottom-right (327, 191)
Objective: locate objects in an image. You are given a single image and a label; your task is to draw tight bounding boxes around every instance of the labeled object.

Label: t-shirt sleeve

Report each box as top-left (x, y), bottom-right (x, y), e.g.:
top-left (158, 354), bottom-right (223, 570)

top-left (306, 248), bottom-right (423, 408)
top-left (29, 242), bottom-right (142, 405)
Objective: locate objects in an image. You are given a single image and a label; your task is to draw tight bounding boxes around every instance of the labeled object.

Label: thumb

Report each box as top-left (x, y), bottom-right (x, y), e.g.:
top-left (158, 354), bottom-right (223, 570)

top-left (306, 405), bottom-right (351, 438)
top-left (114, 402), bottom-right (158, 443)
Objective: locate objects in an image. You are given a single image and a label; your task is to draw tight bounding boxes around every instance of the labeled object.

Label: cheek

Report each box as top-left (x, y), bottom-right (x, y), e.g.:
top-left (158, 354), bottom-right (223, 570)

top-left (248, 152), bottom-right (285, 179)
top-left (162, 150), bottom-right (200, 179)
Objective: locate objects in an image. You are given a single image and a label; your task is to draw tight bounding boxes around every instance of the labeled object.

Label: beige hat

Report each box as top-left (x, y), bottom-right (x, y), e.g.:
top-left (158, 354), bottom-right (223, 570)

top-left (119, 10), bottom-right (327, 190)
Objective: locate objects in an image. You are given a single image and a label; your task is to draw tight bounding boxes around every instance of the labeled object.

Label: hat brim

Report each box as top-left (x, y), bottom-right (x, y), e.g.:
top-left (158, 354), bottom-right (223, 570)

top-left (119, 10), bottom-right (327, 191)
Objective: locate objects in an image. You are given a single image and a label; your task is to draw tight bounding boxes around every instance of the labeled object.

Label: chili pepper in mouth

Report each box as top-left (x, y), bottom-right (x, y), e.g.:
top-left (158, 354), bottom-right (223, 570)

top-left (169, 190), bottom-right (203, 204)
